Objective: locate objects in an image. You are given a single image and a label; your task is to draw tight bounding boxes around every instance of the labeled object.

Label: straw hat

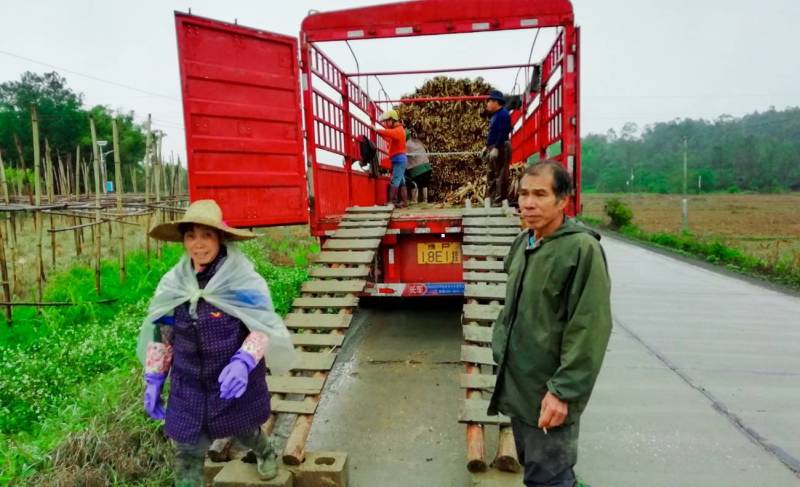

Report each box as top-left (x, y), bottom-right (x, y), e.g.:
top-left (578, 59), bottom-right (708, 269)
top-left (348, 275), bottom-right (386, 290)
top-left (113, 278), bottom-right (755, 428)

top-left (149, 199), bottom-right (257, 242)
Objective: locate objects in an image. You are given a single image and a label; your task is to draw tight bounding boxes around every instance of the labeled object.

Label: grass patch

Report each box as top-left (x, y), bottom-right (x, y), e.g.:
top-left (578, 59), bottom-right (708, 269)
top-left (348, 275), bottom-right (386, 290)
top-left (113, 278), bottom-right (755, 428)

top-left (1, 231), bottom-right (316, 485)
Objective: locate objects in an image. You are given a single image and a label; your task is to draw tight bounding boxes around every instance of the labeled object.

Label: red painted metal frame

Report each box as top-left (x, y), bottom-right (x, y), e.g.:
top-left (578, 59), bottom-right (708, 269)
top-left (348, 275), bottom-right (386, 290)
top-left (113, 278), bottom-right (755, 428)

top-left (347, 63), bottom-right (538, 77)
top-left (300, 1), bottom-right (580, 231)
top-left (301, 0), bottom-right (573, 42)
top-left (175, 13), bottom-right (309, 227)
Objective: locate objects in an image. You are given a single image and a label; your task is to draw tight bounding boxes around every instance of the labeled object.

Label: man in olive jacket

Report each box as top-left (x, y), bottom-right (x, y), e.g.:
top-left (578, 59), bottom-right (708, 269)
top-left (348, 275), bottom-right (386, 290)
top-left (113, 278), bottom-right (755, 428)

top-left (488, 161), bottom-right (612, 487)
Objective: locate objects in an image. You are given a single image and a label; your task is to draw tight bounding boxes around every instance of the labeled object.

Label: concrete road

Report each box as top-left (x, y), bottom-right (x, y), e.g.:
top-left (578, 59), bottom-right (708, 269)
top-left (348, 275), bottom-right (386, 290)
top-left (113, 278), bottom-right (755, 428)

top-left (578, 235), bottom-right (800, 486)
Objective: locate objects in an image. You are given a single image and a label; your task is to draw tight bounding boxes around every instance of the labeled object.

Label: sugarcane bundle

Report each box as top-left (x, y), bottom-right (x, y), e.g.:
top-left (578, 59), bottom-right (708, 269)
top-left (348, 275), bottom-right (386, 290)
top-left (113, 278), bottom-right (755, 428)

top-left (396, 77), bottom-right (494, 203)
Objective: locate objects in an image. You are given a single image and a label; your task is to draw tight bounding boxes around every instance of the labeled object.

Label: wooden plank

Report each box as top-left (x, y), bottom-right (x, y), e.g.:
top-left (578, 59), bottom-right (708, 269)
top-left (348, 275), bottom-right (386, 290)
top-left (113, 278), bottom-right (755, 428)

top-left (463, 271), bottom-right (507, 283)
top-left (459, 399), bottom-right (510, 425)
top-left (301, 279), bottom-right (366, 294)
top-left (313, 250), bottom-right (374, 265)
top-left (465, 283), bottom-right (506, 300)
top-left (291, 332), bottom-right (345, 347)
top-left (462, 216), bottom-right (521, 227)
top-left (463, 235), bottom-right (517, 245)
top-left (463, 303), bottom-right (503, 323)
top-left (463, 325), bottom-right (493, 344)
top-left (463, 245), bottom-right (510, 258)
top-left (292, 296), bottom-right (358, 309)
top-left (461, 345), bottom-right (496, 366)
top-left (271, 399), bottom-right (319, 415)
top-left (341, 212), bottom-right (391, 221)
top-left (309, 266), bottom-right (370, 279)
top-left (284, 312), bottom-right (353, 329)
top-left (338, 220), bottom-right (387, 228)
top-left (267, 376), bottom-right (326, 395)
top-left (293, 351), bottom-right (337, 371)
top-left (461, 207), bottom-right (516, 217)
top-left (463, 260), bottom-right (505, 272)
top-left (330, 227), bottom-right (387, 239)
top-left (323, 238), bottom-right (381, 250)
top-left (463, 226), bottom-right (520, 236)
top-left (460, 373), bottom-right (497, 390)
top-left (346, 205), bottom-right (394, 213)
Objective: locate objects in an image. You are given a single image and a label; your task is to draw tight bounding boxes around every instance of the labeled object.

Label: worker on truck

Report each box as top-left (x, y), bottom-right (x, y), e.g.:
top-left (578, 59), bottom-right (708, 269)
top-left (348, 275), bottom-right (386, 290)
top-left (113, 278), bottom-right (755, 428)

top-left (405, 129), bottom-right (433, 204)
top-left (488, 161), bottom-right (612, 487)
top-left (483, 89), bottom-right (512, 206)
top-left (375, 109), bottom-right (408, 208)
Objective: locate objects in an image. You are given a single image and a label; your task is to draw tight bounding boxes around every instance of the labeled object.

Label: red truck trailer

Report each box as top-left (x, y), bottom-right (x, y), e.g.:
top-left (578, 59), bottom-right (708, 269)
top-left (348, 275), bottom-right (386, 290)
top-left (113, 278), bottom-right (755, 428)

top-left (174, 0), bottom-right (580, 298)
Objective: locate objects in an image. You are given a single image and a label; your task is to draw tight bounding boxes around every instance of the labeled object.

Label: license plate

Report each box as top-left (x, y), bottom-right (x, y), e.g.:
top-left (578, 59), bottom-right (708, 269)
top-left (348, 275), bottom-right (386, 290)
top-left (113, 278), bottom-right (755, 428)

top-left (417, 242), bottom-right (462, 265)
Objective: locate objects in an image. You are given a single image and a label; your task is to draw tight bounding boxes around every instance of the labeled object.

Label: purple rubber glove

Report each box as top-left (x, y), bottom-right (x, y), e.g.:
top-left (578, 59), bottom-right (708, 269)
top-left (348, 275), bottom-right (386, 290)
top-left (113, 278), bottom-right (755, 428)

top-left (144, 372), bottom-right (167, 420)
top-left (218, 350), bottom-right (256, 400)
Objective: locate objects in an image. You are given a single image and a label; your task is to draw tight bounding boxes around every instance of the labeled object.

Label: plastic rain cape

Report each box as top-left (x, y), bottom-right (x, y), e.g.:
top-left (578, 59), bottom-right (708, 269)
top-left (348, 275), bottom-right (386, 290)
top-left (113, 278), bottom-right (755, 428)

top-left (136, 246), bottom-right (297, 376)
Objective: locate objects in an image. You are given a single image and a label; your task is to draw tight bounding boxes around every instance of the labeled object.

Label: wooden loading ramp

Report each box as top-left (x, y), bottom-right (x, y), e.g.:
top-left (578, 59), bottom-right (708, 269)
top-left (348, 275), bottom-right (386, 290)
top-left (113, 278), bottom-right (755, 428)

top-left (459, 200), bottom-right (522, 474)
top-left (264, 204), bottom-right (393, 467)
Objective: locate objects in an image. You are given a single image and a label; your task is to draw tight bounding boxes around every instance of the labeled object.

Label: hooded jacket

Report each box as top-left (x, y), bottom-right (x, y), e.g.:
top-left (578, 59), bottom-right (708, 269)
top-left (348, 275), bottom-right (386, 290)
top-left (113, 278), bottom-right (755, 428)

top-left (488, 218), bottom-right (612, 427)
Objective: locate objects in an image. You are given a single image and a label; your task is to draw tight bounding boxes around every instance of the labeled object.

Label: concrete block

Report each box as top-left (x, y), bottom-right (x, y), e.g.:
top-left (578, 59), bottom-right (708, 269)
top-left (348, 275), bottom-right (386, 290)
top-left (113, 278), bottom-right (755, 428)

top-left (469, 468), bottom-right (522, 487)
top-left (213, 459), bottom-right (293, 487)
top-left (204, 458), bottom-right (228, 486)
top-left (291, 451), bottom-right (348, 487)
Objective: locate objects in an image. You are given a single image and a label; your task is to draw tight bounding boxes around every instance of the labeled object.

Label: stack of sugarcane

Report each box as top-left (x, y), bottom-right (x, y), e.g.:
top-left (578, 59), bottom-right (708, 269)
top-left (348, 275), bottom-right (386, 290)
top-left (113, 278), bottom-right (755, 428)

top-left (397, 77), bottom-right (495, 204)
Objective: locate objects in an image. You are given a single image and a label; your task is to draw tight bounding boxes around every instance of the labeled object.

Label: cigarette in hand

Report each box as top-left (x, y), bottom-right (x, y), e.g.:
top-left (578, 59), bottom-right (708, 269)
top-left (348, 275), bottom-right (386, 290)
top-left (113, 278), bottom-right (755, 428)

top-left (543, 427), bottom-right (548, 435)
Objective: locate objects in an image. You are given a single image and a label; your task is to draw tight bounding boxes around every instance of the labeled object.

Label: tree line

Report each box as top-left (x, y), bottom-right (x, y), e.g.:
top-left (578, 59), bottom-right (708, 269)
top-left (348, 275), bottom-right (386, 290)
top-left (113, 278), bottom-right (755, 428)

top-left (0, 71), bottom-right (162, 196)
top-left (581, 107), bottom-right (800, 193)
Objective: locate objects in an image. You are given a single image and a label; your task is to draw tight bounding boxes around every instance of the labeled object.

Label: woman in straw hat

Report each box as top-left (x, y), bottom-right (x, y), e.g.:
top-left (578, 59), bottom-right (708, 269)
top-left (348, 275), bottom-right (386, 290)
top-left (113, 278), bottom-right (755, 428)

top-left (138, 199), bottom-right (296, 486)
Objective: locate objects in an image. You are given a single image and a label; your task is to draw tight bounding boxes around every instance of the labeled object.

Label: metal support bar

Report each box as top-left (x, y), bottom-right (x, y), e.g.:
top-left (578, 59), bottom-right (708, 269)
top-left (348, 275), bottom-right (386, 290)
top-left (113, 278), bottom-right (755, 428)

top-left (346, 62), bottom-right (538, 78)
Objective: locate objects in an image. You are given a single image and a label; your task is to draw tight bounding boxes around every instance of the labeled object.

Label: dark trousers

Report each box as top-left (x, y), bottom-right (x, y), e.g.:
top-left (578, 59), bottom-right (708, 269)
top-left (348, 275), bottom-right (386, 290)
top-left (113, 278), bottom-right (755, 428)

top-left (486, 141), bottom-right (511, 205)
top-left (511, 417), bottom-right (579, 487)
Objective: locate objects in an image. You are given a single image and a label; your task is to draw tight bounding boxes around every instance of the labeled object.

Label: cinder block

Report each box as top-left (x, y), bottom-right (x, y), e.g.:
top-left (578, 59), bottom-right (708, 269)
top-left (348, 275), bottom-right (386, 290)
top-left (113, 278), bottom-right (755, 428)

top-left (204, 458), bottom-right (228, 486)
top-left (469, 468), bottom-right (522, 487)
top-left (213, 459), bottom-right (293, 487)
top-left (292, 451), bottom-right (348, 487)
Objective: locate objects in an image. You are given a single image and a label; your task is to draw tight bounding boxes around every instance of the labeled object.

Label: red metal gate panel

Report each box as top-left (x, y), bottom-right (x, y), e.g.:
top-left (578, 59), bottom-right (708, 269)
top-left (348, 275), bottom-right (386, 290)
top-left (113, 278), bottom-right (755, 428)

top-left (175, 13), bottom-right (308, 227)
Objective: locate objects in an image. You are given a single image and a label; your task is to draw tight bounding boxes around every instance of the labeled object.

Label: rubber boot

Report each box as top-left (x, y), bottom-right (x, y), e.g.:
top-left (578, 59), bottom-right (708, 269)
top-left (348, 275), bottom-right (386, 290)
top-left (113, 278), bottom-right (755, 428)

top-left (422, 187), bottom-right (429, 204)
top-left (398, 185), bottom-right (409, 208)
top-left (410, 187), bottom-right (419, 205)
top-left (174, 453), bottom-right (204, 487)
top-left (253, 435), bottom-right (279, 481)
top-left (389, 186), bottom-right (399, 206)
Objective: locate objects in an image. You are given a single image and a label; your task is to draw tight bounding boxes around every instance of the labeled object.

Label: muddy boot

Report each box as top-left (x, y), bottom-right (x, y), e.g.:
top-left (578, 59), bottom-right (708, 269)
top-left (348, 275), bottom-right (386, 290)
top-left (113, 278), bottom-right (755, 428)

top-left (399, 185), bottom-right (409, 208)
top-left (389, 186), bottom-right (399, 206)
top-left (410, 187), bottom-right (419, 204)
top-left (253, 435), bottom-right (279, 480)
top-left (174, 453), bottom-right (204, 487)
top-left (422, 187), bottom-right (429, 203)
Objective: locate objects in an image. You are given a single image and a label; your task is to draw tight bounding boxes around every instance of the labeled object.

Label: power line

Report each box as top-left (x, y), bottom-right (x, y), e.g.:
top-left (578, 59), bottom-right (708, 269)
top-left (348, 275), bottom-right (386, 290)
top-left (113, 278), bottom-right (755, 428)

top-left (511, 28), bottom-right (540, 94)
top-left (0, 49), bottom-right (180, 101)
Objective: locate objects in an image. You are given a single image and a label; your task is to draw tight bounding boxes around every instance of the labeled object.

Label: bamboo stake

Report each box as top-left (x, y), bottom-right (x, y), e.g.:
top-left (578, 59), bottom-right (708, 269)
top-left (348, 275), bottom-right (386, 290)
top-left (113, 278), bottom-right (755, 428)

top-left (112, 118), bottom-right (125, 281)
top-left (82, 160), bottom-right (90, 201)
top-left (0, 222), bottom-right (10, 324)
top-left (31, 106), bottom-right (44, 311)
top-left (89, 117), bottom-right (102, 294)
top-left (144, 115), bottom-right (152, 266)
top-left (58, 153), bottom-right (68, 196)
top-left (45, 140), bottom-right (56, 268)
top-left (74, 146), bottom-right (81, 199)
top-left (0, 152), bottom-right (18, 296)
top-left (130, 166), bottom-right (138, 194)
top-left (154, 132), bottom-right (162, 259)
top-left (0, 152), bottom-right (12, 322)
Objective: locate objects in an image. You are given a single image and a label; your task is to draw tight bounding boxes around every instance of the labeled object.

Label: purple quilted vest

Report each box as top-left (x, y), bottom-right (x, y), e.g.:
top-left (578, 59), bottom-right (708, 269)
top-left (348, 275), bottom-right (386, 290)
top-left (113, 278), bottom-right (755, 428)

top-left (164, 250), bottom-right (271, 444)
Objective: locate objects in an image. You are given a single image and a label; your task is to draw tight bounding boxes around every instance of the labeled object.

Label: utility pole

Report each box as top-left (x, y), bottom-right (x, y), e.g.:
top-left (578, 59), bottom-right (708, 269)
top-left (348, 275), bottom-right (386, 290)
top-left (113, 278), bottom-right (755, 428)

top-left (682, 136), bottom-right (689, 232)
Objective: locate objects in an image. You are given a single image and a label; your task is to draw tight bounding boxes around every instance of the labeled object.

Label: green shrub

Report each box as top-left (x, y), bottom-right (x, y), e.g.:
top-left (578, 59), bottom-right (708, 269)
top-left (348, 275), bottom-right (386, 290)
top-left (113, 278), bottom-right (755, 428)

top-left (603, 198), bottom-right (633, 229)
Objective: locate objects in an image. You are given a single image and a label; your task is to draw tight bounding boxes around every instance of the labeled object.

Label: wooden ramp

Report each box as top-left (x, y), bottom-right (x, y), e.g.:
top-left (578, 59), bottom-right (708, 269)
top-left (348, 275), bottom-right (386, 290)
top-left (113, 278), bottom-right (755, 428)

top-left (459, 200), bottom-right (522, 474)
top-left (269, 205), bottom-right (392, 466)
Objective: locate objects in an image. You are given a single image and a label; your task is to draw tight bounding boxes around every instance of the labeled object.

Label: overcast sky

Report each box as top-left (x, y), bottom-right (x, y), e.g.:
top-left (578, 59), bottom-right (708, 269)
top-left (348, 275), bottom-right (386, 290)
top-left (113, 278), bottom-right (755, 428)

top-left (1, 0), bottom-right (798, 162)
